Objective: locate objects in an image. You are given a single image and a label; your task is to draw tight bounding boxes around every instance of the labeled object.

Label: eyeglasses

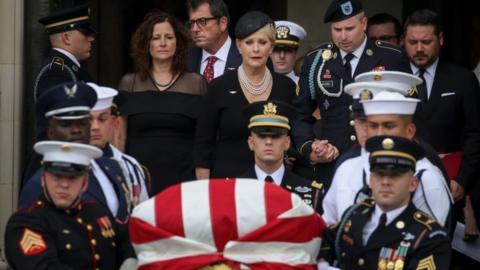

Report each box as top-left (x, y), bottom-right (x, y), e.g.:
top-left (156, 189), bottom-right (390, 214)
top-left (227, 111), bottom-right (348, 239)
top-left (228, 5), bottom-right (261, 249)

top-left (186, 16), bottom-right (220, 29)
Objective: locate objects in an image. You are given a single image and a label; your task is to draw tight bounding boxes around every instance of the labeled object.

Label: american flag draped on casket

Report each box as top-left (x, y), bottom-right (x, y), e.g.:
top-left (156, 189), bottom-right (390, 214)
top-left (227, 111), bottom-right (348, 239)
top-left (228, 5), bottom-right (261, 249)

top-left (129, 178), bottom-right (326, 270)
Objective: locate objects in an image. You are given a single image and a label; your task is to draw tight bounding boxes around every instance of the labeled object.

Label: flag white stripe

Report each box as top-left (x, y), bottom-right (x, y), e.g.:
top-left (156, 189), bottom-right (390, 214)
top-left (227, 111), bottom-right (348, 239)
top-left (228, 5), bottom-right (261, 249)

top-left (181, 181), bottom-right (216, 248)
top-left (279, 193), bottom-right (315, 218)
top-left (224, 238), bottom-right (322, 265)
top-left (134, 236), bottom-right (217, 266)
top-left (235, 180), bottom-right (266, 237)
top-left (131, 197), bottom-right (156, 226)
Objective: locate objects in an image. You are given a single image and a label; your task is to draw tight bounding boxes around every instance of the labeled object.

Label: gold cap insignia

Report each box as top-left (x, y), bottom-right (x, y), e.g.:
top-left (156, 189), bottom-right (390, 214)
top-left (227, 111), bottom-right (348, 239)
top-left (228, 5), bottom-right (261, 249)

top-left (322, 49), bottom-right (332, 61)
top-left (382, 138), bottom-right (395, 150)
top-left (64, 84), bottom-right (77, 98)
top-left (263, 102), bottom-right (277, 115)
top-left (61, 144), bottom-right (71, 152)
top-left (373, 74), bottom-right (383, 81)
top-left (360, 89), bottom-right (373, 100)
top-left (276, 26), bottom-right (289, 39)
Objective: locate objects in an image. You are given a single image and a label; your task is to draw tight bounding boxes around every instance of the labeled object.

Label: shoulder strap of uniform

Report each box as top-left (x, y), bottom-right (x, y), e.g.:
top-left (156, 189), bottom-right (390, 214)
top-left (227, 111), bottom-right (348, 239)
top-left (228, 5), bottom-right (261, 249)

top-left (33, 57), bottom-right (78, 103)
top-left (306, 42), bottom-right (334, 57)
top-left (413, 210), bottom-right (436, 231)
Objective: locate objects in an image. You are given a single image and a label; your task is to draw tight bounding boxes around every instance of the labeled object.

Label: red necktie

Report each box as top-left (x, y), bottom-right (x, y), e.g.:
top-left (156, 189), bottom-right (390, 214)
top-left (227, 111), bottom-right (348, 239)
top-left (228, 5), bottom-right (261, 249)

top-left (203, 56), bottom-right (218, 83)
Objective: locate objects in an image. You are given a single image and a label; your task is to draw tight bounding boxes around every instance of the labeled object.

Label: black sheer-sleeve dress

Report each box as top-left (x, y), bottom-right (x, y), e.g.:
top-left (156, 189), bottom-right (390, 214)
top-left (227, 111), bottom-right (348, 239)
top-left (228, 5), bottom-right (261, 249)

top-left (119, 72), bottom-right (207, 195)
top-left (194, 70), bottom-right (297, 178)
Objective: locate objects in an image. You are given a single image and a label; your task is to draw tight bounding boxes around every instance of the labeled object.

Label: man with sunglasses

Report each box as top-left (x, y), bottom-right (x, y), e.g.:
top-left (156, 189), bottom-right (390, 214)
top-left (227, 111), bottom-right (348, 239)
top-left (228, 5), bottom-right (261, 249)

top-left (239, 101), bottom-right (323, 212)
top-left (186, 0), bottom-right (241, 82)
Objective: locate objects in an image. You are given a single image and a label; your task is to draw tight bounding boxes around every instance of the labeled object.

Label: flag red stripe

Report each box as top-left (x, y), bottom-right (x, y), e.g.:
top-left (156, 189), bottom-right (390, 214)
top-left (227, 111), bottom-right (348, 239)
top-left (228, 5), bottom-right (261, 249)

top-left (155, 184), bottom-right (185, 238)
top-left (209, 180), bottom-right (238, 251)
top-left (264, 182), bottom-right (292, 222)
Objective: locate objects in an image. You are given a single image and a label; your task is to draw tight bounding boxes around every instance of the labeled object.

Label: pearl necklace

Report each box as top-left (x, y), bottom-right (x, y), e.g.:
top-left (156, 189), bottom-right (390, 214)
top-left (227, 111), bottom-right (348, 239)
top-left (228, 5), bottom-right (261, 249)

top-left (238, 65), bottom-right (272, 96)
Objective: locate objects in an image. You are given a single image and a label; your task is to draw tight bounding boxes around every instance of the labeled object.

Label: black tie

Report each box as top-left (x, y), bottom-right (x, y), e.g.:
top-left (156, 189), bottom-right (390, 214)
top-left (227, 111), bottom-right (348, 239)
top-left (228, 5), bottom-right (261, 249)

top-left (344, 53), bottom-right (355, 82)
top-left (264, 175), bottom-right (274, 183)
top-left (369, 213), bottom-right (387, 243)
top-left (417, 68), bottom-right (428, 103)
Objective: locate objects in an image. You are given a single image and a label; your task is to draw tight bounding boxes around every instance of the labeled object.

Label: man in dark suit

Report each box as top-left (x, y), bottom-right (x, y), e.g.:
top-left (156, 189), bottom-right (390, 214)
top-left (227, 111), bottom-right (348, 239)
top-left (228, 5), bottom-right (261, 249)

top-left (292, 0), bottom-right (410, 196)
top-left (19, 82), bottom-right (131, 222)
top-left (404, 9), bottom-right (480, 239)
top-left (319, 136), bottom-right (451, 270)
top-left (239, 101), bottom-right (322, 212)
top-left (186, 0), bottom-right (241, 82)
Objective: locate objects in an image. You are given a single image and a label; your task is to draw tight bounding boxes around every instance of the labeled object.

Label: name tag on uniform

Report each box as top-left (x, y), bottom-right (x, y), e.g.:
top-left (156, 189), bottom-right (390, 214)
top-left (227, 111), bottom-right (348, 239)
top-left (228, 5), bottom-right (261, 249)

top-left (321, 80), bottom-right (333, 87)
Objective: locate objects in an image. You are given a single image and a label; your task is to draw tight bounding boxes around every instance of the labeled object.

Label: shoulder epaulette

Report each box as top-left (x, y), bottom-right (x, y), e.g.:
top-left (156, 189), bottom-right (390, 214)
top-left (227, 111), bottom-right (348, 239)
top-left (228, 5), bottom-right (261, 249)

top-left (413, 211), bottom-right (436, 231)
top-left (359, 198), bottom-right (375, 208)
top-left (306, 42), bottom-right (334, 56)
top-left (374, 40), bottom-right (402, 54)
top-left (50, 56), bottom-right (65, 70)
top-left (27, 200), bottom-right (46, 213)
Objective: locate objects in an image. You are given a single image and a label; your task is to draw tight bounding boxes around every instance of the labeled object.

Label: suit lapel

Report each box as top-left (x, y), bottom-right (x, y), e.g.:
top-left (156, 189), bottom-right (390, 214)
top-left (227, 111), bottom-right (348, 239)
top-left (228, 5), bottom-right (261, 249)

top-left (424, 61), bottom-right (444, 117)
top-left (239, 167), bottom-right (258, 179)
top-left (350, 206), bottom-right (371, 248)
top-left (85, 169), bottom-right (108, 207)
top-left (225, 43), bottom-right (241, 72)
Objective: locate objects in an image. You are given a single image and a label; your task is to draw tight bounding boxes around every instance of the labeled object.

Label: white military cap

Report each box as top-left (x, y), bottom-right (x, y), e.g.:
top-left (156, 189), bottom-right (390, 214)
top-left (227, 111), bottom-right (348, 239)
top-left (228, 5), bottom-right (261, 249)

top-left (344, 81), bottom-right (410, 100)
top-left (274, 20), bottom-right (307, 49)
top-left (355, 71), bottom-right (422, 95)
top-left (34, 141), bottom-right (102, 175)
top-left (87, 82), bottom-right (118, 111)
top-left (361, 91), bottom-right (420, 116)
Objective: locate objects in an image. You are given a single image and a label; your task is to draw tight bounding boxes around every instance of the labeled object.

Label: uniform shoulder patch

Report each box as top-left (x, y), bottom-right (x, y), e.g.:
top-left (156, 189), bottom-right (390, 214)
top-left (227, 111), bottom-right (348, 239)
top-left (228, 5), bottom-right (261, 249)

top-left (374, 40), bottom-right (402, 54)
top-left (50, 56), bottom-right (65, 70)
top-left (413, 211), bottom-right (436, 230)
top-left (20, 228), bottom-right (47, 256)
top-left (416, 254), bottom-right (436, 270)
top-left (306, 42), bottom-right (334, 56)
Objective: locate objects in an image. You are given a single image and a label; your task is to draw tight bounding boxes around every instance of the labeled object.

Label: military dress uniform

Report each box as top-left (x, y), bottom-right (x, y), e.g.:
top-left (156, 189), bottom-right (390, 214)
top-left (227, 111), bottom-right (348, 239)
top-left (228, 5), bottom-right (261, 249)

top-left (321, 199), bottom-right (451, 270)
top-left (6, 197), bottom-right (134, 270)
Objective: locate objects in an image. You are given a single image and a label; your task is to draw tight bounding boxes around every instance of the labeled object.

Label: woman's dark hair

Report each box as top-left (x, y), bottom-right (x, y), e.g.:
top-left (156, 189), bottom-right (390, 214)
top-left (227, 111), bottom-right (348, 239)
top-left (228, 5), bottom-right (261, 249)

top-left (131, 11), bottom-right (191, 79)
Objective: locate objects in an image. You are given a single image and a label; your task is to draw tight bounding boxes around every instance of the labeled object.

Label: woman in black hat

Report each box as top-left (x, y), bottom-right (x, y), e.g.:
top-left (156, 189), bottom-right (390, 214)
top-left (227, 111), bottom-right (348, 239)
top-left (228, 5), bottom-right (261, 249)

top-left (117, 11), bottom-right (207, 195)
top-left (194, 11), bottom-right (298, 179)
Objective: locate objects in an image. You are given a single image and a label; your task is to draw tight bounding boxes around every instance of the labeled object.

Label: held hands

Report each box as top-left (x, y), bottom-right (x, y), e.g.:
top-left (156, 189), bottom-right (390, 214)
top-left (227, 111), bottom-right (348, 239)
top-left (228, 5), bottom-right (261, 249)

top-left (450, 180), bottom-right (465, 201)
top-left (309, 140), bottom-right (339, 164)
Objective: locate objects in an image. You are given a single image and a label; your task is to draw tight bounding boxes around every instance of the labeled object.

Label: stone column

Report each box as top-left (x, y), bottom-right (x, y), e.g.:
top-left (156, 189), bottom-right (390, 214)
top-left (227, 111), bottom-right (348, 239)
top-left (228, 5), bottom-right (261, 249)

top-left (0, 0), bottom-right (24, 253)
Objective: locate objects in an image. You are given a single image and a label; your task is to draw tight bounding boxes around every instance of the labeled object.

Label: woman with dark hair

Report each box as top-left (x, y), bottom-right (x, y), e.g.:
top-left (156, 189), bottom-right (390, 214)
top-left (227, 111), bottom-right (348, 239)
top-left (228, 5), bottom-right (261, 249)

top-left (194, 11), bottom-right (297, 179)
top-left (118, 11), bottom-right (207, 195)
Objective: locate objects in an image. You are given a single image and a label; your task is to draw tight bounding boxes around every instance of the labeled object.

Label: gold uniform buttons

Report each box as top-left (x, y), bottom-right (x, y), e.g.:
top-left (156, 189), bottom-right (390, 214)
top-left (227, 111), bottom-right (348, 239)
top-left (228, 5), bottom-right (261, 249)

top-left (37, 201), bottom-right (43, 206)
top-left (65, 243), bottom-right (72, 250)
top-left (112, 241), bottom-right (116, 247)
top-left (95, 254), bottom-right (100, 261)
top-left (350, 120), bottom-right (355, 126)
top-left (350, 135), bottom-right (357, 141)
top-left (358, 258), bottom-right (365, 266)
top-left (77, 218), bottom-right (83, 224)
top-left (91, 239), bottom-right (97, 245)
top-left (349, 105), bottom-right (353, 111)
top-left (86, 224), bottom-right (93, 231)
top-left (341, 252), bottom-right (346, 257)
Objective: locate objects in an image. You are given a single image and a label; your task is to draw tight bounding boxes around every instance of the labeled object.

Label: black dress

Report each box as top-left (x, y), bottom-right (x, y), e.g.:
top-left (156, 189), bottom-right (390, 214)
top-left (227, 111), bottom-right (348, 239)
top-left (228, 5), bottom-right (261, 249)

top-left (194, 70), bottom-right (297, 178)
top-left (119, 72), bottom-right (207, 195)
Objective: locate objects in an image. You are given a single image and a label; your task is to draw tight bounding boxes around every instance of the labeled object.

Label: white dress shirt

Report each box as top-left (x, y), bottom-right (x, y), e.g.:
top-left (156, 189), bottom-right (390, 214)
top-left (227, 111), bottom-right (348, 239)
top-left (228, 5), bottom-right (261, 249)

top-left (200, 36), bottom-right (232, 79)
top-left (362, 204), bottom-right (407, 245)
top-left (410, 58), bottom-right (439, 99)
top-left (339, 35), bottom-right (367, 77)
top-left (254, 164), bottom-right (285, 186)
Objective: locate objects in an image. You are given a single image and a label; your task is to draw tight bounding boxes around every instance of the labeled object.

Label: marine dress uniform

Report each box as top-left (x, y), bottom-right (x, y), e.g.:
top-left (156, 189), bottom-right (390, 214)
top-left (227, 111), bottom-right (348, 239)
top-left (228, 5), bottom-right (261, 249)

top-left (292, 0), bottom-right (410, 191)
top-left (5, 141), bottom-right (135, 270)
top-left (320, 136), bottom-right (451, 270)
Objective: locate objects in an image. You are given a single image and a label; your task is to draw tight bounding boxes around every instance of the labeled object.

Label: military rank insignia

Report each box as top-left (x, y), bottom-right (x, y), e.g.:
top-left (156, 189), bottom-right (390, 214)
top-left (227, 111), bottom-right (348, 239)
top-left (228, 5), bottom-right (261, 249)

top-left (20, 228), bottom-right (47, 256)
top-left (416, 255), bottom-right (436, 270)
top-left (97, 216), bottom-right (115, 238)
